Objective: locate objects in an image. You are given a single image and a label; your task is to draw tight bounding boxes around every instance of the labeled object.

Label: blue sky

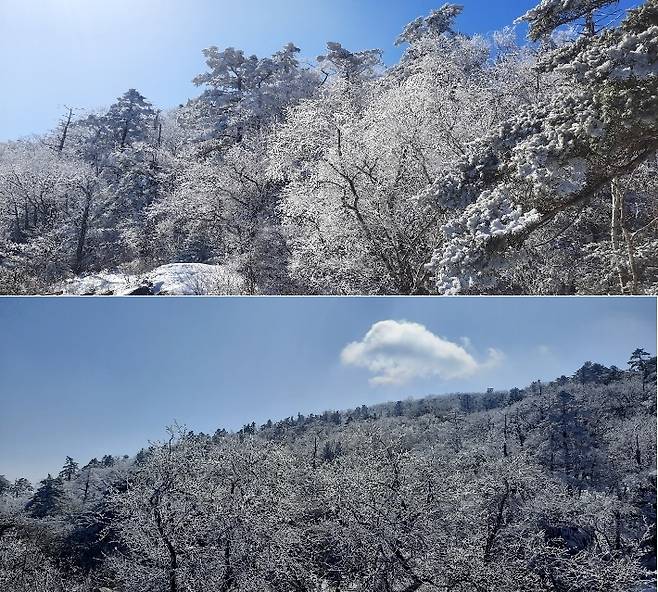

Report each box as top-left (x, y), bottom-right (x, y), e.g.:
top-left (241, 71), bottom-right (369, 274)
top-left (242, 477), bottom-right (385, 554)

top-left (0, 0), bottom-right (639, 140)
top-left (0, 296), bottom-right (655, 482)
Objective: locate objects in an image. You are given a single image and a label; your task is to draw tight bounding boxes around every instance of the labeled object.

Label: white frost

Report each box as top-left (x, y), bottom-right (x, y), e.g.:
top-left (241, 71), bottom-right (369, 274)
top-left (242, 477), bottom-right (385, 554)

top-left (58, 263), bottom-right (246, 295)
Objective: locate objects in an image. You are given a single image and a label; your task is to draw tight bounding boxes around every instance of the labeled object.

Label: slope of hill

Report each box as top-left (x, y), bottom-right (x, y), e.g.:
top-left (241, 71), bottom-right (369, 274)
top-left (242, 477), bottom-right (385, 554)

top-left (0, 357), bottom-right (656, 591)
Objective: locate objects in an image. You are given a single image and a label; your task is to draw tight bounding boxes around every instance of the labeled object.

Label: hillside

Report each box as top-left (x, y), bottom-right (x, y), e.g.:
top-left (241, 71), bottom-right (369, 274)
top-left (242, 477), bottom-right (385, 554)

top-left (0, 355), bottom-right (656, 591)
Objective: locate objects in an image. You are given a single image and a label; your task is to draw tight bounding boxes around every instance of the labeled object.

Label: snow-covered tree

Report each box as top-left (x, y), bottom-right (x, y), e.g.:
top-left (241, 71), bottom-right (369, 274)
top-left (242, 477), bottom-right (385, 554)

top-left (317, 42), bottom-right (383, 82)
top-left (25, 475), bottom-right (67, 518)
top-left (425, 0), bottom-right (658, 294)
top-left (104, 89), bottom-right (157, 151)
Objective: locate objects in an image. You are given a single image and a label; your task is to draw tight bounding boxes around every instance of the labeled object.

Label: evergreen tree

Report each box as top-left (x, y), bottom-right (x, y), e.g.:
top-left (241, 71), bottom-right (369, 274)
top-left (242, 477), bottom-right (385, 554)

top-left (395, 3), bottom-right (463, 46)
top-left (573, 361), bottom-right (610, 384)
top-left (11, 477), bottom-right (33, 498)
top-left (317, 42), bottom-right (382, 82)
top-left (134, 448), bottom-right (151, 466)
top-left (508, 388), bottom-right (523, 403)
top-left (628, 348), bottom-right (655, 392)
top-left (25, 474), bottom-right (66, 518)
top-left (426, 0), bottom-right (658, 294)
top-left (521, 0), bottom-right (617, 40)
top-left (83, 457), bottom-right (101, 470)
top-left (605, 365), bottom-right (624, 383)
top-left (59, 456), bottom-right (79, 481)
top-left (628, 347), bottom-right (651, 371)
top-left (105, 88), bottom-right (156, 150)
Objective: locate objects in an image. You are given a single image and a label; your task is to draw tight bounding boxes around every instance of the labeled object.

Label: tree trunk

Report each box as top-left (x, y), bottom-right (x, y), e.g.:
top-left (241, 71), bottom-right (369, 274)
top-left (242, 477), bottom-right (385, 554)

top-left (153, 504), bottom-right (178, 592)
top-left (610, 178), bottom-right (626, 293)
top-left (73, 189), bottom-right (92, 275)
top-left (620, 210), bottom-right (639, 295)
top-left (484, 480), bottom-right (510, 561)
top-left (57, 107), bottom-right (73, 153)
top-left (585, 11), bottom-right (596, 37)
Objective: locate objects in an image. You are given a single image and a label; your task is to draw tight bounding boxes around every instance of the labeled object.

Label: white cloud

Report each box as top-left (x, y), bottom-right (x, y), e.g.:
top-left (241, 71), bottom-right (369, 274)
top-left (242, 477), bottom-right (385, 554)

top-left (340, 320), bottom-right (504, 386)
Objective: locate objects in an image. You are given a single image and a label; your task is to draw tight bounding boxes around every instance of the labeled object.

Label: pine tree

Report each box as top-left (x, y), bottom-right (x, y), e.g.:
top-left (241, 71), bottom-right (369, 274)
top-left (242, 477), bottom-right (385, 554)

top-left (317, 42), bottom-right (382, 82)
top-left (573, 361), bottom-right (610, 384)
top-left (426, 0), bottom-right (658, 294)
top-left (10, 477), bottom-right (33, 498)
top-left (628, 348), bottom-right (651, 371)
top-left (628, 348), bottom-right (654, 392)
top-left (521, 0), bottom-right (617, 41)
top-left (59, 456), bottom-right (79, 481)
top-left (0, 474), bottom-right (10, 495)
top-left (25, 474), bottom-right (66, 518)
top-left (508, 388), bottom-right (523, 403)
top-left (105, 89), bottom-right (156, 150)
top-left (395, 3), bottom-right (463, 46)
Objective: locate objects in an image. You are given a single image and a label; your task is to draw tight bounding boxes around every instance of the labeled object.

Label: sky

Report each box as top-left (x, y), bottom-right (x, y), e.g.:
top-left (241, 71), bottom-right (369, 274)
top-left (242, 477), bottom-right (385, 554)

top-left (0, 0), bottom-right (640, 140)
top-left (0, 296), bottom-right (655, 482)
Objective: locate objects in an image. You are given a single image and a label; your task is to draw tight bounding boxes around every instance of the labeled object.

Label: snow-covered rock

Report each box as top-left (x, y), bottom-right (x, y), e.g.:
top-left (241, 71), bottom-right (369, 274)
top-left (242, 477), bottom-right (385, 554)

top-left (147, 263), bottom-right (246, 295)
top-left (57, 263), bottom-right (247, 295)
top-left (57, 272), bottom-right (135, 296)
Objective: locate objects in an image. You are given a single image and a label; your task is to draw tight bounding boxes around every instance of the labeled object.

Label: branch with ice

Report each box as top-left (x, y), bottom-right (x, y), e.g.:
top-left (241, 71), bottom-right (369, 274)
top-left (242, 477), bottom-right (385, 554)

top-left (427, 189), bottom-right (541, 293)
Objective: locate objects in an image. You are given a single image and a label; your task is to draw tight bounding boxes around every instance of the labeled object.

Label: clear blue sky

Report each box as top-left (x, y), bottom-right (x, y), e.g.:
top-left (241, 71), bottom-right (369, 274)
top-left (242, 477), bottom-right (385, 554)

top-left (0, 296), bottom-right (655, 482)
top-left (0, 0), bottom-right (639, 140)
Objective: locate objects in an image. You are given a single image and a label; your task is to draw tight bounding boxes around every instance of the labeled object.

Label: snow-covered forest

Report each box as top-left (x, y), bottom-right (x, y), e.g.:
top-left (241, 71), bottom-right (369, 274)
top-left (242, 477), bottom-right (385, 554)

top-left (0, 352), bottom-right (656, 591)
top-left (1, 0), bottom-right (657, 294)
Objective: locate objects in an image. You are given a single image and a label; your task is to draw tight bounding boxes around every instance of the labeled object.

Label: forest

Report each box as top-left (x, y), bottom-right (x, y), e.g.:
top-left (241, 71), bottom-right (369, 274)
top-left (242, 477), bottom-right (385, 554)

top-left (0, 350), bottom-right (656, 591)
top-left (0, 0), bottom-right (657, 295)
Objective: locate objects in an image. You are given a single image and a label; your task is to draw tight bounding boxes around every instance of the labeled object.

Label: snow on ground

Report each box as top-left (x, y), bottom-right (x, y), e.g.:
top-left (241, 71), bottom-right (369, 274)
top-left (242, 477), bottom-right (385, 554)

top-left (148, 263), bottom-right (246, 295)
top-left (57, 272), bottom-right (135, 295)
top-left (57, 263), bottom-right (247, 295)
